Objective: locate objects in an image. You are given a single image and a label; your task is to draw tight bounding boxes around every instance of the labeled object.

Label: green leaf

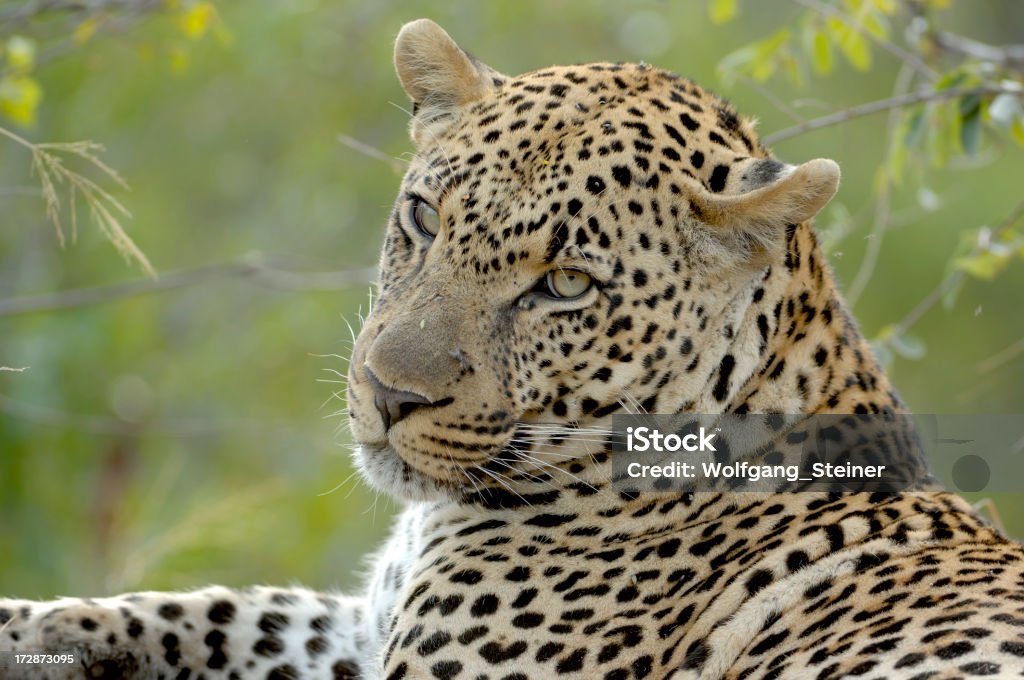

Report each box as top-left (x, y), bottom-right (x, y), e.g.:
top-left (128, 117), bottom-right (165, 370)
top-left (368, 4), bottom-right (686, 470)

top-left (0, 74), bottom-right (42, 126)
top-left (1012, 116), bottom-right (1024, 148)
top-left (803, 25), bottom-right (834, 76)
top-left (871, 0), bottom-right (898, 15)
top-left (890, 333), bottom-right (927, 360)
top-left (708, 0), bottom-right (738, 24)
top-left (960, 105), bottom-right (983, 156)
top-left (860, 10), bottom-right (890, 41)
top-left (5, 35), bottom-right (36, 73)
top-left (903, 108), bottom-right (927, 148)
top-left (718, 29), bottom-right (792, 84)
top-left (73, 17), bottom-right (101, 45)
top-left (826, 18), bottom-right (871, 71)
top-left (940, 276), bottom-right (964, 310)
top-left (870, 339), bottom-right (895, 370)
top-left (178, 1), bottom-right (217, 40)
top-left (955, 250), bottom-right (1006, 280)
top-left (934, 69), bottom-right (970, 92)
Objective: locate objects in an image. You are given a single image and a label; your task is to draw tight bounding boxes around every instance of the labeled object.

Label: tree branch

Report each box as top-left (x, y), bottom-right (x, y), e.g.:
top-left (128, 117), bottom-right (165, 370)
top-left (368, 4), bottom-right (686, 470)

top-left (763, 84), bottom-right (1018, 145)
top-left (845, 62), bottom-right (915, 308)
top-left (901, 0), bottom-right (1024, 74)
top-left (0, 254), bottom-right (377, 318)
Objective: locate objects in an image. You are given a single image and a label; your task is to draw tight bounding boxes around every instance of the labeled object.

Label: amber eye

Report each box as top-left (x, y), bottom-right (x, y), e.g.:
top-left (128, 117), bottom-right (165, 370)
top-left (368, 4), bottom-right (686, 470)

top-left (546, 269), bottom-right (592, 299)
top-left (411, 200), bottom-right (441, 237)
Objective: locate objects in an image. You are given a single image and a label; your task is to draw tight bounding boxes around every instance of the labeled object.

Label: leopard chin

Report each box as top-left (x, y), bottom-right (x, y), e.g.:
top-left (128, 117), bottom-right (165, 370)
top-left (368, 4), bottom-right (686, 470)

top-left (354, 442), bottom-right (454, 502)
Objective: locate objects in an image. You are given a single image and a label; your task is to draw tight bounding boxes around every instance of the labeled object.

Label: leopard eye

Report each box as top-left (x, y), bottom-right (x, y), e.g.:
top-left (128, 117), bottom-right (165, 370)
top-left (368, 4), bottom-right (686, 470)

top-left (546, 269), bottom-right (592, 299)
top-left (411, 200), bottom-right (441, 237)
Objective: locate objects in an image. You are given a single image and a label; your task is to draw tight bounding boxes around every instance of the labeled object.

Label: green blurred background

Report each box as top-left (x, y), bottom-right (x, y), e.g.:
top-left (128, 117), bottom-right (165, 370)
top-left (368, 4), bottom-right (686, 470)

top-left (1, 0), bottom-right (1022, 600)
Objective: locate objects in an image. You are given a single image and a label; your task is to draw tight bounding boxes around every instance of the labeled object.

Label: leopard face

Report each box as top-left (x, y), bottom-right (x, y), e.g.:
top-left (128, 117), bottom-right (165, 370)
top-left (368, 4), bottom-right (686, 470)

top-left (346, 20), bottom-right (840, 501)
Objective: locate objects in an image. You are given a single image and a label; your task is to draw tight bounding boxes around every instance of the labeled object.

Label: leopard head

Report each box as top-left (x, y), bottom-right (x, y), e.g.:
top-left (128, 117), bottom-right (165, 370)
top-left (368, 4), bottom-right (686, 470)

top-left (346, 19), bottom-right (845, 501)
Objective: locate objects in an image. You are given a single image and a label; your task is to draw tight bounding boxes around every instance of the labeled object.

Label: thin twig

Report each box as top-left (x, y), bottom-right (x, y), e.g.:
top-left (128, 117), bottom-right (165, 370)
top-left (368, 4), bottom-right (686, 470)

top-left (890, 199), bottom-right (1024, 338)
top-left (977, 337), bottom-right (1024, 375)
top-left (1, 125), bottom-right (154, 275)
top-left (791, 0), bottom-right (938, 81)
top-left (763, 84), bottom-right (1018, 145)
top-left (0, 391), bottom-right (331, 437)
top-left (846, 63), bottom-right (915, 307)
top-left (0, 254), bottom-right (377, 317)
top-left (736, 74), bottom-right (804, 123)
top-left (900, 0), bottom-right (1024, 74)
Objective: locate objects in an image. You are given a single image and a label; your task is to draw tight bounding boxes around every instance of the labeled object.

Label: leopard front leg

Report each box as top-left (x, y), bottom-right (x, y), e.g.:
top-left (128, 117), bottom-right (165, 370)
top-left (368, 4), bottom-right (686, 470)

top-left (0, 586), bottom-right (370, 679)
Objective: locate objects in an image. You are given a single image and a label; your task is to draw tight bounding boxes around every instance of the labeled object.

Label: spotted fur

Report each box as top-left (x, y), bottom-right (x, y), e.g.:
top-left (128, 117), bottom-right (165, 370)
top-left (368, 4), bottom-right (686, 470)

top-left (3, 19), bottom-right (1023, 680)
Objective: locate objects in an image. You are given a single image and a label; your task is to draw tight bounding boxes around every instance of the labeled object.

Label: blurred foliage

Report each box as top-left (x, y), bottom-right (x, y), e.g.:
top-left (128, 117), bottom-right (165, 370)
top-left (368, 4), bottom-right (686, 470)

top-left (1, 0), bottom-right (1023, 600)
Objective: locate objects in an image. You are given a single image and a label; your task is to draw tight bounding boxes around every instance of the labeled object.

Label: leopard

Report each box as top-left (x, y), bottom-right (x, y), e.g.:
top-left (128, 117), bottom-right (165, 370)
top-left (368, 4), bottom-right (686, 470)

top-left (3, 18), bottom-right (1024, 680)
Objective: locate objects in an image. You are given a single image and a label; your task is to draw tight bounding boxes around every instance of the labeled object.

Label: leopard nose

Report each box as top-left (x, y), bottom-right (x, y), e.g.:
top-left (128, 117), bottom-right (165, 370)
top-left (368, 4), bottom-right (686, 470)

top-left (363, 366), bottom-right (432, 431)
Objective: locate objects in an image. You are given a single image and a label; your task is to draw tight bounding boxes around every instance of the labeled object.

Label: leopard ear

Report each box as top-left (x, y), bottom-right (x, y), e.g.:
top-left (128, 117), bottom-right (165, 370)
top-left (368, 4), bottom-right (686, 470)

top-left (690, 158), bottom-right (840, 260)
top-left (394, 19), bottom-right (505, 146)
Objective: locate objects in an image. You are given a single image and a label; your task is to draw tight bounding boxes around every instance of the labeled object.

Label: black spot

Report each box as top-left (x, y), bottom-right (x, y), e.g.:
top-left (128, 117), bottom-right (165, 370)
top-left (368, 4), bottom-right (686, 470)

top-left (612, 166), bottom-right (632, 187)
top-left (305, 636), bottom-right (328, 656)
top-left (332, 660), bottom-right (359, 679)
top-left (586, 176), bottom-right (606, 195)
top-left (746, 569), bottom-right (774, 596)
top-left (959, 661), bottom-right (1001, 675)
top-left (417, 631), bottom-right (452, 656)
top-left (457, 519), bottom-right (507, 537)
top-left (471, 594), bottom-right (500, 617)
top-left (536, 642), bottom-right (565, 663)
top-left (526, 513), bottom-right (577, 528)
top-left (749, 630), bottom-right (789, 656)
top-left (786, 551), bottom-right (810, 571)
top-left (208, 600), bottom-right (236, 624)
top-left (545, 220), bottom-right (570, 263)
top-left (550, 83), bottom-right (569, 97)
top-left (479, 640), bottom-right (529, 663)
top-left (127, 617), bottom-right (144, 638)
top-left (1001, 641), bottom-right (1024, 656)
top-left (205, 629), bottom-right (228, 669)
top-left (158, 603), bottom-right (184, 622)
top-left (717, 106), bottom-right (741, 132)
top-left (679, 112), bottom-right (700, 131)
top-left (936, 641), bottom-right (974, 659)
top-left (430, 660), bottom-right (462, 680)
top-left (311, 615), bottom-right (333, 633)
top-left (259, 612), bottom-right (289, 634)
top-left (506, 566), bottom-right (531, 582)
top-left (683, 639), bottom-right (709, 670)
top-left (712, 354), bottom-right (736, 402)
top-left (458, 625), bottom-right (489, 645)
top-left (450, 569), bottom-right (484, 585)
top-left (556, 648), bottom-right (587, 673)
top-left (162, 632), bottom-right (182, 666)
top-left (709, 164), bottom-right (730, 193)
top-left (254, 635), bottom-right (284, 657)
top-left (268, 665), bottom-right (299, 680)
top-left (663, 123), bottom-right (687, 148)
